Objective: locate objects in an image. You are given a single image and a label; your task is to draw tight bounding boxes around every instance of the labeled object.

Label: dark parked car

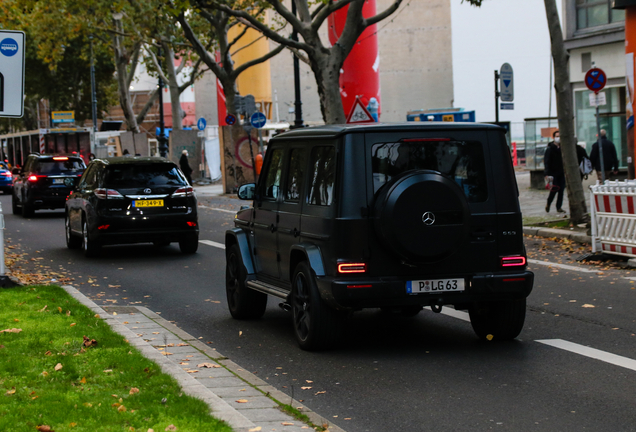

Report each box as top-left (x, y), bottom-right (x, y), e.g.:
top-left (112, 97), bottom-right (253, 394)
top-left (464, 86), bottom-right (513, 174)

top-left (12, 154), bottom-right (86, 217)
top-left (65, 157), bottom-right (199, 257)
top-left (0, 161), bottom-right (14, 194)
top-left (226, 123), bottom-right (533, 350)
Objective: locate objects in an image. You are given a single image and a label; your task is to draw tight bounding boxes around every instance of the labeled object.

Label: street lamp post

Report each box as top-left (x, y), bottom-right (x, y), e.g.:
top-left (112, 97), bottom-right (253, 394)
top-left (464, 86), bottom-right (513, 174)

top-left (291, 1), bottom-right (304, 129)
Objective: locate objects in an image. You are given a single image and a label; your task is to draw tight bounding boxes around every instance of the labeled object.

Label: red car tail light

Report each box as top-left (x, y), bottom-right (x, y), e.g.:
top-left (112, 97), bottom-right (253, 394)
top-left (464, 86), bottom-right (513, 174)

top-left (337, 262), bottom-right (367, 274)
top-left (95, 188), bottom-right (124, 199)
top-left (347, 284), bottom-right (372, 289)
top-left (172, 186), bottom-right (194, 197)
top-left (28, 175), bottom-right (45, 182)
top-left (4, 172), bottom-right (12, 177)
top-left (97, 224), bottom-right (110, 230)
top-left (186, 221), bottom-right (197, 227)
top-left (501, 256), bottom-right (526, 267)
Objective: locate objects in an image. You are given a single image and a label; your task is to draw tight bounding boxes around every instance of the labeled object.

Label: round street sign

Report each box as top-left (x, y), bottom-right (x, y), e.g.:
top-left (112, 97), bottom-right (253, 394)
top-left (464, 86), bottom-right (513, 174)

top-left (585, 68), bottom-right (607, 93)
top-left (250, 111), bottom-right (267, 129)
top-left (225, 114), bottom-right (237, 125)
top-left (197, 117), bottom-right (207, 131)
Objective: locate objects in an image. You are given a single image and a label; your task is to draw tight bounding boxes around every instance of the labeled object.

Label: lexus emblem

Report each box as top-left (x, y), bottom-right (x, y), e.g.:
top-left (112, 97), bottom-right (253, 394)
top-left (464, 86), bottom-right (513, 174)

top-left (144, 188), bottom-right (152, 194)
top-left (422, 211), bottom-right (436, 226)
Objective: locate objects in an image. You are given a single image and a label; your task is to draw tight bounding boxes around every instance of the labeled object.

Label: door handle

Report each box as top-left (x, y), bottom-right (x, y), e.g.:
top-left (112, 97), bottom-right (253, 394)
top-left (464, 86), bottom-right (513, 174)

top-left (293, 228), bottom-right (300, 237)
top-left (270, 224), bottom-right (276, 233)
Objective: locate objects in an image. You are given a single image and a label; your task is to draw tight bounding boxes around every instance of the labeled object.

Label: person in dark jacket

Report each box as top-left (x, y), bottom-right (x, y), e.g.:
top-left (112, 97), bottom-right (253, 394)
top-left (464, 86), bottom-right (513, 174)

top-left (590, 129), bottom-right (618, 181)
top-left (589, 129), bottom-right (619, 181)
top-left (180, 150), bottom-right (193, 186)
top-left (575, 139), bottom-right (590, 180)
top-left (544, 130), bottom-right (566, 213)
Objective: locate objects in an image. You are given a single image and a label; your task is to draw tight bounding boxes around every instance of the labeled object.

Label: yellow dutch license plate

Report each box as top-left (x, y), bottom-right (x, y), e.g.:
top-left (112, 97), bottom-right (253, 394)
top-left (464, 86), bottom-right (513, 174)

top-left (133, 199), bottom-right (163, 208)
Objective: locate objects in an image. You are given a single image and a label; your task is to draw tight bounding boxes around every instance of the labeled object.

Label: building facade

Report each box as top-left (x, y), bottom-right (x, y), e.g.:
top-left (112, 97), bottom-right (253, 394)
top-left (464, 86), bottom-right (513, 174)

top-left (563, 0), bottom-right (627, 168)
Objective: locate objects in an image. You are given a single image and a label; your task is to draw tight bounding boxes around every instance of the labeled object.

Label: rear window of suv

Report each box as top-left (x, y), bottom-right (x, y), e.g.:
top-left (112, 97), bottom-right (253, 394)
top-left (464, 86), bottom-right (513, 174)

top-left (35, 159), bottom-right (85, 174)
top-left (103, 164), bottom-right (187, 188)
top-left (371, 140), bottom-right (488, 203)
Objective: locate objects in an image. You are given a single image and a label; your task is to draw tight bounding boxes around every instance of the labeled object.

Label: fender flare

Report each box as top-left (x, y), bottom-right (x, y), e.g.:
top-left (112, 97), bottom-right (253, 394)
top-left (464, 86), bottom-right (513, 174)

top-left (290, 243), bottom-right (325, 277)
top-left (225, 228), bottom-right (255, 275)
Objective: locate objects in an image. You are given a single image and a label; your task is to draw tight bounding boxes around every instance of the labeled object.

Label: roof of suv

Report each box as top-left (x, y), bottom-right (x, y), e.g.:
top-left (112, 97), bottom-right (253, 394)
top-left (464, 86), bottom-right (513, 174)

top-left (273, 122), bottom-right (505, 140)
top-left (95, 156), bottom-right (174, 165)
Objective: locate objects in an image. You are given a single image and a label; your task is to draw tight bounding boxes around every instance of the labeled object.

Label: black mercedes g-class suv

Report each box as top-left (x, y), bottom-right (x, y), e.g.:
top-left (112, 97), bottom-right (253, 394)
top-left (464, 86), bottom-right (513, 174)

top-left (226, 123), bottom-right (533, 350)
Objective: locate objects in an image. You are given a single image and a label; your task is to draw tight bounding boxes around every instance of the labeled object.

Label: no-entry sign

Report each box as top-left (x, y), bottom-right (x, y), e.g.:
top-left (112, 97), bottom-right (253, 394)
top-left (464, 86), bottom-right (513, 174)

top-left (0, 30), bottom-right (25, 118)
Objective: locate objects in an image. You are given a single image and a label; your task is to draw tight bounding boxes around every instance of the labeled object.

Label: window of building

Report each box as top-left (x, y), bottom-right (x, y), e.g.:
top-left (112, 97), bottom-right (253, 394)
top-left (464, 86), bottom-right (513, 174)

top-left (576, 0), bottom-right (625, 30)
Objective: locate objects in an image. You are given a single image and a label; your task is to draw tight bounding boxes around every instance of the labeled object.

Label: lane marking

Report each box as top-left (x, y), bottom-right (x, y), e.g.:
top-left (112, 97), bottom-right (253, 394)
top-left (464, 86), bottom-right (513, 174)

top-left (528, 259), bottom-right (598, 273)
top-left (198, 205), bottom-right (237, 214)
top-left (199, 240), bottom-right (225, 249)
top-left (536, 339), bottom-right (636, 372)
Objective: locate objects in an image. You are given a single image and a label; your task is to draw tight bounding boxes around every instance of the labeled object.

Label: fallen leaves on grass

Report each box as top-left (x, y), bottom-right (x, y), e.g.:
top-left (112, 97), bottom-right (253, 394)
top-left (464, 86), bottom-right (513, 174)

top-left (5, 388), bottom-right (15, 395)
top-left (54, 363), bottom-right (63, 371)
top-left (36, 426), bottom-right (54, 432)
top-left (165, 425), bottom-right (177, 431)
top-left (39, 305), bottom-right (48, 312)
top-left (0, 328), bottom-right (22, 333)
top-left (129, 387), bottom-right (139, 395)
top-left (83, 336), bottom-right (97, 347)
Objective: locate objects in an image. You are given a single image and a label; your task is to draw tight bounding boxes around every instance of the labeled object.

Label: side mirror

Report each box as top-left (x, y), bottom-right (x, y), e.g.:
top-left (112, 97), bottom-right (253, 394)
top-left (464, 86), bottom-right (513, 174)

top-left (237, 183), bottom-right (256, 200)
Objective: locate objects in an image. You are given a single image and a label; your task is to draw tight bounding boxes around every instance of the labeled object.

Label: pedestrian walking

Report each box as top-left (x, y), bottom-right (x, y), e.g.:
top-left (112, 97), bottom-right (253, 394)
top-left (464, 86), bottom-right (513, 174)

top-left (544, 130), bottom-right (566, 213)
top-left (180, 150), bottom-right (193, 186)
top-left (589, 129), bottom-right (619, 181)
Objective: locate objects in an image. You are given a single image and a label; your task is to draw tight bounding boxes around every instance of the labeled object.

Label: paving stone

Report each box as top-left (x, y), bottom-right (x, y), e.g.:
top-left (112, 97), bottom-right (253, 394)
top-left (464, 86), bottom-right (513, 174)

top-left (195, 376), bottom-right (249, 389)
top-left (238, 407), bottom-right (291, 423)
top-left (225, 395), bottom-right (278, 409)
top-left (250, 421), bottom-right (314, 431)
top-left (212, 386), bottom-right (263, 398)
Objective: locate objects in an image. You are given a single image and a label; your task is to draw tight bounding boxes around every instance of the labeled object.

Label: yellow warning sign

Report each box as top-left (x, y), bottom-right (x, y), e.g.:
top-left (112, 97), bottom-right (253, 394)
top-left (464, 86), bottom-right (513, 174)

top-left (442, 115), bottom-right (454, 122)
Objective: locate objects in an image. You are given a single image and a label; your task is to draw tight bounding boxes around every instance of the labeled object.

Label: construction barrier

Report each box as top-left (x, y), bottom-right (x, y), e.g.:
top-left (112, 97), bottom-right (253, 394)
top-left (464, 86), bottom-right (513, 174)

top-left (590, 180), bottom-right (636, 257)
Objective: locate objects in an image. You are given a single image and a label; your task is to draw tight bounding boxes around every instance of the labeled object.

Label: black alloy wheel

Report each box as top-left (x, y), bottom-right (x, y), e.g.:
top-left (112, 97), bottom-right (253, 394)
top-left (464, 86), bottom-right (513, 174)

top-left (225, 244), bottom-right (267, 319)
top-left (291, 261), bottom-right (345, 351)
top-left (65, 216), bottom-right (81, 249)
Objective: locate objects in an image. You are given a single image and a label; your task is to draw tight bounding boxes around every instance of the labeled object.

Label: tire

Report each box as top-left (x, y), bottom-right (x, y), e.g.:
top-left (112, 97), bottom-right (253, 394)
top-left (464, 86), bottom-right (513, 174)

top-left (11, 193), bottom-right (19, 215)
top-left (65, 216), bottom-right (81, 249)
top-left (225, 244), bottom-right (267, 319)
top-left (82, 219), bottom-right (100, 258)
top-left (179, 236), bottom-right (198, 254)
top-left (21, 198), bottom-right (34, 218)
top-left (291, 261), bottom-right (345, 351)
top-left (469, 298), bottom-right (527, 341)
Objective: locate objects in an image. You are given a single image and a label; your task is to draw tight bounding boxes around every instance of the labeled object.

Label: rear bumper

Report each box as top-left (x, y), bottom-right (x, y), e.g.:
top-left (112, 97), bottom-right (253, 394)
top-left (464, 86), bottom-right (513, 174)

top-left (92, 227), bottom-right (199, 246)
top-left (318, 271), bottom-right (534, 310)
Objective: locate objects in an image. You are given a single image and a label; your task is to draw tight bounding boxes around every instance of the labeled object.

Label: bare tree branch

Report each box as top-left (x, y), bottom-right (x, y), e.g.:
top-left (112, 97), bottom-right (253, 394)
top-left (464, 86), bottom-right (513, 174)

top-left (311, 0), bottom-right (356, 32)
top-left (233, 43), bottom-right (285, 77)
top-left (364, 0), bottom-right (404, 27)
top-left (143, 44), bottom-right (170, 83)
top-left (177, 12), bottom-right (226, 81)
top-left (136, 88), bottom-right (159, 124)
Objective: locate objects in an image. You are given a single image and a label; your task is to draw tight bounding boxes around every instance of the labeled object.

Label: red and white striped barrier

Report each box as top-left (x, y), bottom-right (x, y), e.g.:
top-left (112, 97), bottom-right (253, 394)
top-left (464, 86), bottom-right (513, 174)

top-left (590, 181), bottom-right (636, 256)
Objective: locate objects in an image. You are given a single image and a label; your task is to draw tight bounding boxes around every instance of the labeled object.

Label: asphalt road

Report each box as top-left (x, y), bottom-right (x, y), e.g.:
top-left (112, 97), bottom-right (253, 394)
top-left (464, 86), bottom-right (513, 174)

top-left (4, 193), bottom-right (636, 432)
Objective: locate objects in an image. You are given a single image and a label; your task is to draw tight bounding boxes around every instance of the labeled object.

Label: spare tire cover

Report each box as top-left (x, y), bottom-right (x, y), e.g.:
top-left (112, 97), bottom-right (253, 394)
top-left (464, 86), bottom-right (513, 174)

top-left (373, 170), bottom-right (470, 262)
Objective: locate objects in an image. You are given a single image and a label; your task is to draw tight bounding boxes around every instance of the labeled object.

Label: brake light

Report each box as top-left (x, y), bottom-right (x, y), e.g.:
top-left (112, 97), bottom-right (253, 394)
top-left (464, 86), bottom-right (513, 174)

top-left (28, 175), bottom-right (44, 182)
top-left (95, 188), bottom-right (124, 199)
top-left (347, 284), bottom-right (372, 289)
top-left (53, 157), bottom-right (69, 161)
top-left (337, 262), bottom-right (367, 274)
top-left (172, 186), bottom-right (194, 197)
top-left (97, 224), bottom-right (110, 230)
top-left (186, 221), bottom-right (197, 227)
top-left (501, 256), bottom-right (527, 267)
top-left (402, 138), bottom-right (451, 142)
top-left (4, 172), bottom-right (12, 177)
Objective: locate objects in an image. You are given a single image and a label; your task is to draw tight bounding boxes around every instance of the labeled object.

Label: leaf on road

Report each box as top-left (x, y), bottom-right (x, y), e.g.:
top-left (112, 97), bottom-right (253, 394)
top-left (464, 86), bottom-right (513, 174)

top-left (197, 363), bottom-right (220, 368)
top-left (301, 386), bottom-right (312, 390)
top-left (54, 363), bottom-right (63, 371)
top-left (486, 334), bottom-right (494, 341)
top-left (186, 370), bottom-right (198, 373)
top-left (305, 380), bottom-right (313, 383)
top-left (177, 343), bottom-right (189, 347)
top-left (582, 304), bottom-right (595, 308)
top-left (249, 427), bottom-right (262, 432)
top-left (281, 422), bottom-right (294, 426)
top-left (239, 331), bottom-right (243, 337)
top-left (162, 352), bottom-right (173, 356)
top-left (236, 399), bottom-right (249, 403)
top-left (315, 391), bottom-right (326, 395)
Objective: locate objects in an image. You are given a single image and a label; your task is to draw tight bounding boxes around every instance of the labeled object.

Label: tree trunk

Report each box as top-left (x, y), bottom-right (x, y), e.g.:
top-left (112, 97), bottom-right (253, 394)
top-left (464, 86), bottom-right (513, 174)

top-left (112, 21), bottom-right (140, 133)
top-left (311, 54), bottom-right (346, 124)
top-left (162, 42), bottom-right (184, 131)
top-left (544, 0), bottom-right (587, 224)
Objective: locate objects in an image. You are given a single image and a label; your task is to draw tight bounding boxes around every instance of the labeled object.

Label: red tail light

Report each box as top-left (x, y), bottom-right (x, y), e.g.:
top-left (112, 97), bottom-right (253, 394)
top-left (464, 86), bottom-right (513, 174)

top-left (501, 256), bottom-right (526, 267)
top-left (172, 186), bottom-right (194, 197)
top-left (338, 262), bottom-right (367, 274)
top-left (4, 172), bottom-right (12, 177)
top-left (347, 284), bottom-right (372, 289)
top-left (28, 175), bottom-right (45, 182)
top-left (97, 224), bottom-right (110, 230)
top-left (186, 221), bottom-right (197, 227)
top-left (95, 188), bottom-right (124, 199)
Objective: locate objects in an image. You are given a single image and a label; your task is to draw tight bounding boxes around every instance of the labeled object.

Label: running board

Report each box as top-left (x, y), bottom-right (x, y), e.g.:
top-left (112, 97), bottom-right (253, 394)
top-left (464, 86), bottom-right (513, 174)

top-left (246, 280), bottom-right (290, 300)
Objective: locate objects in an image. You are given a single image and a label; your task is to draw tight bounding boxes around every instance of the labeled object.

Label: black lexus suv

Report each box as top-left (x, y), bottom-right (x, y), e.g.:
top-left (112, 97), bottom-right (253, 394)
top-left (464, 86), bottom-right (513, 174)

top-left (12, 153), bottom-right (86, 217)
top-left (65, 157), bottom-right (199, 257)
top-left (227, 123), bottom-right (533, 350)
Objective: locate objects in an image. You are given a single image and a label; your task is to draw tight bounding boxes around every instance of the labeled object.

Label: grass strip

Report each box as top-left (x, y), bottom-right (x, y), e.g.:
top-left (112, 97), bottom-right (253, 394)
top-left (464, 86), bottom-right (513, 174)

top-left (0, 285), bottom-right (233, 432)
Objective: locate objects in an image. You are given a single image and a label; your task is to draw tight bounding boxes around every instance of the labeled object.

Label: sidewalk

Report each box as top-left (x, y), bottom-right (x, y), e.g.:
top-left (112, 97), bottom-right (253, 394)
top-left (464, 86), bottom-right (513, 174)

top-left (63, 285), bottom-right (346, 432)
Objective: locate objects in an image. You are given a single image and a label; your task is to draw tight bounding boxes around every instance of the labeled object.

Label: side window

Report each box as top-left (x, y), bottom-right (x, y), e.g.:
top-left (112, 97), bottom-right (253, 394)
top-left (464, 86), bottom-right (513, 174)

top-left (307, 146), bottom-right (336, 206)
top-left (284, 148), bottom-right (307, 202)
top-left (23, 158), bottom-right (34, 173)
top-left (79, 165), bottom-right (97, 189)
top-left (263, 148), bottom-right (284, 200)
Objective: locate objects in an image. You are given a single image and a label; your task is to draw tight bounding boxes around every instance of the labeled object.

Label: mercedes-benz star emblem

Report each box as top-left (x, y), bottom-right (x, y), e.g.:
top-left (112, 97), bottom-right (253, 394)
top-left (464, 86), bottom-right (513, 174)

top-left (144, 188), bottom-right (152, 194)
top-left (422, 211), bottom-right (436, 226)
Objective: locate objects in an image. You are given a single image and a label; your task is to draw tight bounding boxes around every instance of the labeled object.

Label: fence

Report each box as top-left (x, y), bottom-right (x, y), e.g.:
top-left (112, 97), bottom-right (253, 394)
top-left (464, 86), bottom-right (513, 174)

top-left (590, 180), bottom-right (636, 257)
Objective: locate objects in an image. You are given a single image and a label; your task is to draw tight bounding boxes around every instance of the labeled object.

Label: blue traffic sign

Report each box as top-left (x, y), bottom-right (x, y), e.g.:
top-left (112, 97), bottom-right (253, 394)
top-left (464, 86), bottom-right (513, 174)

top-left (250, 111), bottom-right (267, 129)
top-left (197, 117), bottom-right (207, 131)
top-left (585, 68), bottom-right (606, 93)
top-left (225, 114), bottom-right (236, 125)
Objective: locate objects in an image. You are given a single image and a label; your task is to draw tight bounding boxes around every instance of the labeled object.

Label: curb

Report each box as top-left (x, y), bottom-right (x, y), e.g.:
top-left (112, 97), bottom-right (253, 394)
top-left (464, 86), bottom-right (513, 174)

top-left (61, 285), bottom-right (347, 432)
top-left (523, 226), bottom-right (591, 244)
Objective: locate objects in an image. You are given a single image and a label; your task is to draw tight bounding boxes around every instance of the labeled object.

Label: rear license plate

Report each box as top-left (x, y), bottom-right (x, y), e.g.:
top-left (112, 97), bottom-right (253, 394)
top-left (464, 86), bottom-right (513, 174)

top-left (133, 200), bottom-right (164, 208)
top-left (52, 178), bottom-right (64, 184)
top-left (407, 278), bottom-right (465, 294)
